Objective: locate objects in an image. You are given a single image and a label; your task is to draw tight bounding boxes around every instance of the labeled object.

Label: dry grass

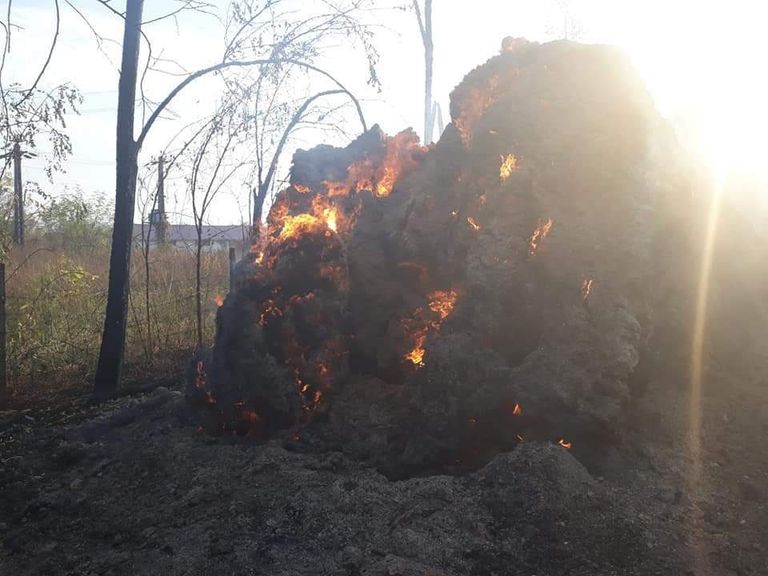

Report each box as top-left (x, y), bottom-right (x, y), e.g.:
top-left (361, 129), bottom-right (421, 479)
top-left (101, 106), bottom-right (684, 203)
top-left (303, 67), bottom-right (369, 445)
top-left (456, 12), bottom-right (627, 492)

top-left (5, 241), bottom-right (229, 402)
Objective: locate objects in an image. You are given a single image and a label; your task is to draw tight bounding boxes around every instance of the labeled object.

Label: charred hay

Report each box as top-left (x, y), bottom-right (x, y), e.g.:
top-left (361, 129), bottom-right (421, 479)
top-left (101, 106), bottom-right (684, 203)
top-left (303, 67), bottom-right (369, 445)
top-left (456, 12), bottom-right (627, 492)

top-left (191, 39), bottom-right (685, 476)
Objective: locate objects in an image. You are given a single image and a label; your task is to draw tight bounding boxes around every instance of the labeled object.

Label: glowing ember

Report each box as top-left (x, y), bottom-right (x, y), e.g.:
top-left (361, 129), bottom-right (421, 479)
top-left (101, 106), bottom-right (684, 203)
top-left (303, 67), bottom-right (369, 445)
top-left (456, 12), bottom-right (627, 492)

top-left (255, 251), bottom-right (265, 265)
top-left (213, 294), bottom-right (225, 307)
top-left (581, 278), bottom-right (594, 301)
top-left (528, 218), bottom-right (553, 256)
top-left (293, 183), bottom-right (311, 194)
top-left (428, 290), bottom-right (458, 320)
top-left (558, 438), bottom-right (572, 449)
top-left (240, 410), bottom-right (261, 425)
top-left (405, 333), bottom-right (427, 367)
top-left (499, 153), bottom-right (518, 181)
top-left (512, 403), bottom-right (522, 416)
top-left (258, 299), bottom-right (283, 326)
top-left (467, 216), bottom-right (481, 231)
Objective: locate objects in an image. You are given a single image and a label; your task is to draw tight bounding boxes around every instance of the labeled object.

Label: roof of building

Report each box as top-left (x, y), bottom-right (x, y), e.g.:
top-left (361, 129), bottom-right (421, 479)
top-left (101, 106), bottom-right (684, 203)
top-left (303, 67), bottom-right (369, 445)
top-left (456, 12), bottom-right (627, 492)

top-left (132, 223), bottom-right (247, 243)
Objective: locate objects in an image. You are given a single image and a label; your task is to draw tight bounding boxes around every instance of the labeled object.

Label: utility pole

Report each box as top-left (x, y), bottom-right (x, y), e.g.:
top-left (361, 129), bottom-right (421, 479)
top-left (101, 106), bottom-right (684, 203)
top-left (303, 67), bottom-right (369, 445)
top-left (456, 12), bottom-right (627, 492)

top-left (12, 143), bottom-right (23, 245)
top-left (0, 142), bottom-right (36, 246)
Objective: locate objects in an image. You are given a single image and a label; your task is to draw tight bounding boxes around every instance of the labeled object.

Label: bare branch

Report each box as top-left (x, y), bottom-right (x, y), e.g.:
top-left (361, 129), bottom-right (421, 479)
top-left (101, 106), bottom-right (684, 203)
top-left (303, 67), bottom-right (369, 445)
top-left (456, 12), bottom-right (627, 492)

top-left (258, 89), bottom-right (344, 205)
top-left (15, 0), bottom-right (60, 109)
top-left (136, 57), bottom-right (367, 151)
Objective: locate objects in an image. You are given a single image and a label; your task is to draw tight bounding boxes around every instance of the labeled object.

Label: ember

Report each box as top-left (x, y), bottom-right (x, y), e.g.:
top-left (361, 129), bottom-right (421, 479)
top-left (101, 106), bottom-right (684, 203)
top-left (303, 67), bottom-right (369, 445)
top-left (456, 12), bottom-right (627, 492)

top-left (528, 218), bottom-right (553, 256)
top-left (499, 153), bottom-right (517, 181)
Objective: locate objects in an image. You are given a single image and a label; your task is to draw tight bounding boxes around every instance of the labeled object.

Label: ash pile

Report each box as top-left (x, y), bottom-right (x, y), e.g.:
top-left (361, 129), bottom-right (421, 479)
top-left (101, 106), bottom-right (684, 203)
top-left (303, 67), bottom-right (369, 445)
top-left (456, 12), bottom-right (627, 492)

top-left (190, 40), bottom-right (682, 477)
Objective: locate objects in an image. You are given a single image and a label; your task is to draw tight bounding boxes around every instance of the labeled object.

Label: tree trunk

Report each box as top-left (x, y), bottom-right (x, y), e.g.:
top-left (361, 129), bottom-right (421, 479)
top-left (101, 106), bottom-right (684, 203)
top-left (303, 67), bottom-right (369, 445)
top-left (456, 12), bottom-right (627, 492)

top-left (195, 235), bottom-right (203, 348)
top-left (0, 263), bottom-right (6, 407)
top-left (12, 142), bottom-right (23, 245)
top-left (94, 0), bottom-right (144, 398)
top-left (423, 0), bottom-right (433, 144)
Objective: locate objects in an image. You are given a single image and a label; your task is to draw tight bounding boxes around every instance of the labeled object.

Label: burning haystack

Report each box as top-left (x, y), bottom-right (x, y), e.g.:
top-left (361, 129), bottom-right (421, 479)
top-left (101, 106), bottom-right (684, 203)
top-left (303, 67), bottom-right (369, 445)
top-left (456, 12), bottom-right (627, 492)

top-left (191, 40), bottom-right (682, 476)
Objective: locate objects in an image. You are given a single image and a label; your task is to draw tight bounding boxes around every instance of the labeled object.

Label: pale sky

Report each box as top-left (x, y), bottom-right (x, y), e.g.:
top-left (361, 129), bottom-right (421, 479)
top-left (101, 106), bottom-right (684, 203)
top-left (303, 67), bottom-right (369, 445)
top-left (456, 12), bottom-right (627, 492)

top-left (5, 0), bottom-right (768, 224)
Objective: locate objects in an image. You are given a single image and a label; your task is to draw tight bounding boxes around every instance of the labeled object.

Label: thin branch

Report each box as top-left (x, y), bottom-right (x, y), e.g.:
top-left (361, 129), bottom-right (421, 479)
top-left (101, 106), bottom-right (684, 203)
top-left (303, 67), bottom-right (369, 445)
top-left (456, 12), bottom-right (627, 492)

top-left (412, 0), bottom-right (426, 44)
top-left (136, 57), bottom-right (367, 151)
top-left (259, 89), bottom-right (343, 203)
top-left (15, 0), bottom-right (60, 109)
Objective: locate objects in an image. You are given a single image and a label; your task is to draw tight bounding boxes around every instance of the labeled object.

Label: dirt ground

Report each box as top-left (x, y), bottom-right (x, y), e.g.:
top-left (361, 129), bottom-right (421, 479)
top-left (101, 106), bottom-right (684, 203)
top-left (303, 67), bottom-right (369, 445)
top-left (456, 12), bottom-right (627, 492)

top-left (0, 357), bottom-right (765, 576)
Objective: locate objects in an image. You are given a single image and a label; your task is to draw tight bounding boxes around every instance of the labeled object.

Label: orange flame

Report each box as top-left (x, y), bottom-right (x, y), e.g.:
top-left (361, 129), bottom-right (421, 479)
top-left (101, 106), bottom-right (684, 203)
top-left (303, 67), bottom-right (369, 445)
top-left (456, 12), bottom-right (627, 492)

top-left (558, 438), bottom-right (572, 449)
top-left (428, 290), bottom-right (458, 320)
top-left (322, 180), bottom-right (349, 197)
top-left (499, 153), bottom-right (518, 181)
top-left (293, 183), bottom-right (311, 194)
top-left (343, 131), bottom-right (425, 198)
top-left (528, 218), bottom-right (553, 256)
top-left (405, 331), bottom-right (427, 367)
top-left (404, 290), bottom-right (459, 367)
top-left (324, 207), bottom-right (338, 232)
top-left (279, 213), bottom-right (321, 239)
top-left (213, 294), bottom-right (224, 307)
top-left (467, 216), bottom-right (481, 231)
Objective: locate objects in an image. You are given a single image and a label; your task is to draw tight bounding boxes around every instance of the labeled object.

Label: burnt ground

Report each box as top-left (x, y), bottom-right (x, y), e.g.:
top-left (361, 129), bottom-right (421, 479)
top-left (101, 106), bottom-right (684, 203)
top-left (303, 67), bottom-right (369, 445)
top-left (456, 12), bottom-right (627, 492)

top-left (0, 361), bottom-right (766, 576)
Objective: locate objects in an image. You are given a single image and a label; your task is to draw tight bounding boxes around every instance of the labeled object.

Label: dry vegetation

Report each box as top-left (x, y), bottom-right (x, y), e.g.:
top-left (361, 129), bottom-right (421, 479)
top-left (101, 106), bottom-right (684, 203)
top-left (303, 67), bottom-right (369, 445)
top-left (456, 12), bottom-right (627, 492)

top-left (5, 238), bottom-right (229, 404)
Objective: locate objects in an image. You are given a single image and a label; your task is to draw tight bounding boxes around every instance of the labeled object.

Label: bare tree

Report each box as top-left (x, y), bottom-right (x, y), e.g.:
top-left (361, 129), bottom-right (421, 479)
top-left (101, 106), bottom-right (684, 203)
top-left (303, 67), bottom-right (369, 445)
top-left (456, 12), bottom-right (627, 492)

top-left (92, 0), bottom-right (373, 397)
top-left (0, 0), bottom-right (82, 244)
top-left (187, 114), bottom-right (248, 346)
top-left (552, 0), bottom-right (582, 41)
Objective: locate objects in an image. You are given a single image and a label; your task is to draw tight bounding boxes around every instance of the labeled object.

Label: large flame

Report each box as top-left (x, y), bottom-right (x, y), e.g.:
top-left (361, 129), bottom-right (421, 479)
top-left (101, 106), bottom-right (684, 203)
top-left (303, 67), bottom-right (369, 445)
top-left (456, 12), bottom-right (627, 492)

top-left (344, 131), bottom-right (426, 198)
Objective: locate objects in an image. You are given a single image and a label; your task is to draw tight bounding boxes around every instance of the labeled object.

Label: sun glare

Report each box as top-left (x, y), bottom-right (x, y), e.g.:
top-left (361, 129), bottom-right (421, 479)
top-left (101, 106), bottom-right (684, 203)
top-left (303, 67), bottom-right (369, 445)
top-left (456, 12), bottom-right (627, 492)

top-left (618, 1), bottom-right (768, 184)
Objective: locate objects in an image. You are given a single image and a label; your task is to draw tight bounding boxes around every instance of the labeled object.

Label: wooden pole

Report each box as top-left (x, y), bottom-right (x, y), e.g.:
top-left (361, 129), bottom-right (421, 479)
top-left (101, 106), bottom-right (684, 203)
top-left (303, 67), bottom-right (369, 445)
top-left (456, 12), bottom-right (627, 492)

top-left (12, 143), bottom-right (23, 245)
top-left (228, 246), bottom-right (236, 290)
top-left (0, 263), bottom-right (6, 406)
top-left (156, 155), bottom-right (169, 245)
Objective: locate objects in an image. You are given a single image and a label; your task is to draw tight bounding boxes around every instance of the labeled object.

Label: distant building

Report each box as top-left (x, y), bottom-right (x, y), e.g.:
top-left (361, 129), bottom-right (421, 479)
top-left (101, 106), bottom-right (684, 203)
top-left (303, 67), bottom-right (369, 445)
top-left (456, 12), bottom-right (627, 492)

top-left (132, 223), bottom-right (249, 259)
